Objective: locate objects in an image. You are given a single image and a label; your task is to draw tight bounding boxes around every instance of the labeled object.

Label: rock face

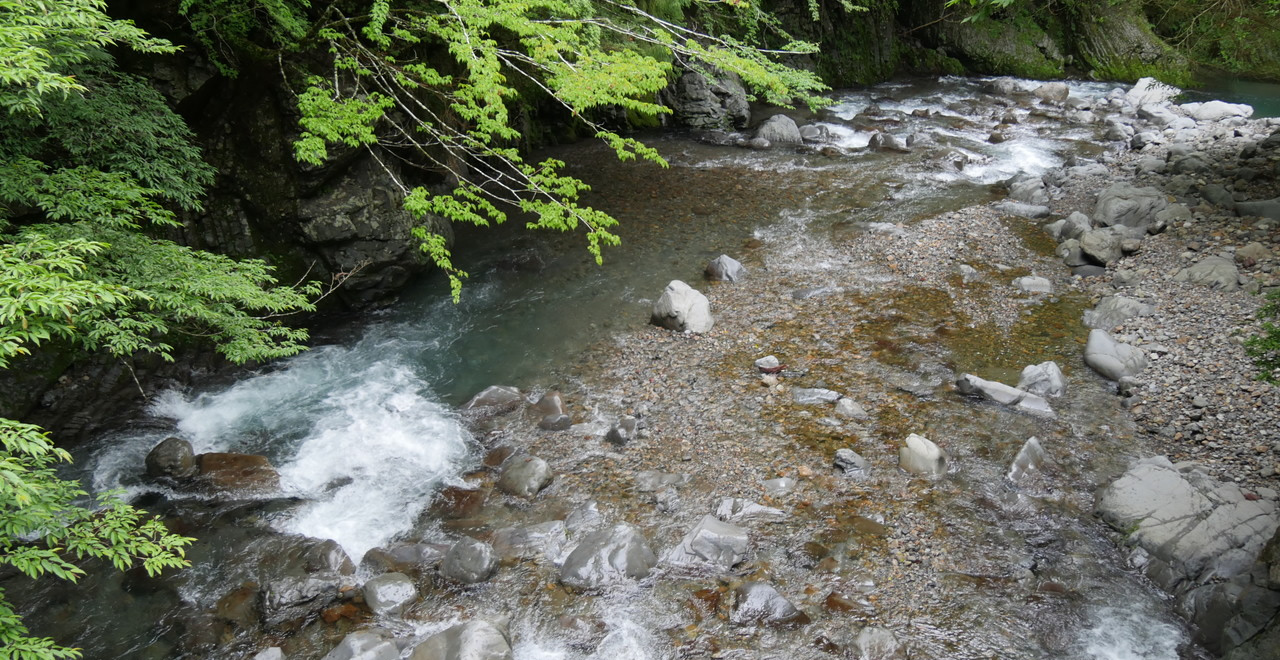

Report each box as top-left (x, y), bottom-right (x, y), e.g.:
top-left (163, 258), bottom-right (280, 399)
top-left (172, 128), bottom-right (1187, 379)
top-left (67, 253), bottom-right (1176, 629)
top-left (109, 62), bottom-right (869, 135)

top-left (362, 572), bottom-right (417, 616)
top-left (145, 436), bottom-right (197, 479)
top-left (955, 373), bottom-right (1055, 418)
top-left (660, 68), bottom-right (749, 130)
top-left (1084, 329), bottom-right (1147, 381)
top-left (898, 433), bottom-right (947, 478)
top-left (705, 254), bottom-right (746, 282)
top-left (755, 114), bottom-right (802, 144)
top-left (559, 524), bottom-right (657, 590)
top-left (409, 620), bottom-right (513, 660)
top-left (664, 514), bottom-right (750, 569)
top-left (440, 538), bottom-right (499, 584)
top-left (1094, 183), bottom-right (1168, 231)
top-left (496, 455), bottom-right (553, 498)
top-left (1097, 457), bottom-right (1280, 656)
top-left (651, 280), bottom-right (714, 333)
top-left (730, 582), bottom-right (811, 627)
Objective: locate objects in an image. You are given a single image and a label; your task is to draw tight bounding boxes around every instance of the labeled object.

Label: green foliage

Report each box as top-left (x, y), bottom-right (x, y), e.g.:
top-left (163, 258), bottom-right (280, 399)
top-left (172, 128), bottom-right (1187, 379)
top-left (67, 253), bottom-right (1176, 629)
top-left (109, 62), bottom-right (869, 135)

top-left (1145, 0), bottom-right (1280, 80)
top-left (178, 0), bottom-right (314, 76)
top-left (1247, 289), bottom-right (1280, 382)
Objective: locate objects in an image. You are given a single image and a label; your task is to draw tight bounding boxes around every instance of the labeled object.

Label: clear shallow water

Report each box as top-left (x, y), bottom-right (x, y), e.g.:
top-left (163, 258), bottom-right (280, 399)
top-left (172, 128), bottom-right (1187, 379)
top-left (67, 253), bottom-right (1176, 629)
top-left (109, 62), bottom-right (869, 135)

top-left (20, 76), bottom-right (1214, 659)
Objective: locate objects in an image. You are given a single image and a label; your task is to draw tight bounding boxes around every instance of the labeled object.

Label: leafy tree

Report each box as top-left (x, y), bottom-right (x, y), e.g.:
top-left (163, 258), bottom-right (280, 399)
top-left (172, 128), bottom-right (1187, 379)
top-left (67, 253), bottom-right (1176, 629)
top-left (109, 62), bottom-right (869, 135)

top-left (0, 2), bottom-right (321, 657)
top-left (181, 0), bottom-right (830, 299)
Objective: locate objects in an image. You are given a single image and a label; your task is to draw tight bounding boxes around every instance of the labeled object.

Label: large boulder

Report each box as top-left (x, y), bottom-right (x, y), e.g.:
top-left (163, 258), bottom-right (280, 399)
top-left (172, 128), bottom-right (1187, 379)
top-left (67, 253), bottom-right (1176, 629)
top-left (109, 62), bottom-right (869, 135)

top-left (730, 582), bottom-right (811, 627)
top-left (898, 433), bottom-right (947, 478)
top-left (1084, 295), bottom-right (1156, 330)
top-left (409, 620), bottom-right (513, 660)
top-left (1094, 183), bottom-right (1168, 231)
top-left (496, 455), bottom-right (553, 498)
top-left (1174, 257), bottom-right (1240, 291)
top-left (195, 452), bottom-right (280, 494)
top-left (261, 575), bottom-right (344, 627)
top-left (659, 68), bottom-right (749, 130)
top-left (1079, 228), bottom-right (1125, 266)
top-left (651, 280), bottom-right (714, 333)
top-left (145, 436), bottom-right (197, 479)
top-left (362, 572), bottom-right (417, 616)
top-left (440, 538), bottom-right (499, 584)
top-left (1084, 329), bottom-right (1146, 381)
top-left (955, 374), bottom-right (1055, 418)
top-left (359, 543), bottom-right (448, 576)
top-left (1181, 100), bottom-right (1253, 122)
top-left (460, 385), bottom-right (523, 413)
top-left (559, 524), bottom-right (657, 590)
top-left (663, 514), bottom-right (750, 569)
top-left (1032, 82), bottom-right (1069, 103)
top-left (1126, 77), bottom-right (1180, 107)
top-left (755, 114), bottom-right (802, 144)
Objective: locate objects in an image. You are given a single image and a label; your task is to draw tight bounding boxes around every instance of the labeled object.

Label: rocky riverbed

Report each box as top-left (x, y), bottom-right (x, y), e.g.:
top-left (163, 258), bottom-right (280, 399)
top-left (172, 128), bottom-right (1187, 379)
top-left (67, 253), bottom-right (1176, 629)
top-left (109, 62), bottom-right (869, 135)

top-left (12, 76), bottom-right (1280, 660)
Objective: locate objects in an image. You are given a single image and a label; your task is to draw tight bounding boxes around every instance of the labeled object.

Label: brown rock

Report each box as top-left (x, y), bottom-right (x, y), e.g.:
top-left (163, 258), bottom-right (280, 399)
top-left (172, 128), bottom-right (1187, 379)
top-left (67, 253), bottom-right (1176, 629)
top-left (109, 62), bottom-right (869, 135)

top-left (429, 486), bottom-right (489, 519)
top-left (195, 453), bottom-right (279, 493)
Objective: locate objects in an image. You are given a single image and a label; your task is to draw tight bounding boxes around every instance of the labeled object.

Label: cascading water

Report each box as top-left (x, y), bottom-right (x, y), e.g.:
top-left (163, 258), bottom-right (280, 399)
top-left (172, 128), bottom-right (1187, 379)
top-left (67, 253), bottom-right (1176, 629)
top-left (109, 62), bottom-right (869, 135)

top-left (18, 75), bottom-right (1234, 659)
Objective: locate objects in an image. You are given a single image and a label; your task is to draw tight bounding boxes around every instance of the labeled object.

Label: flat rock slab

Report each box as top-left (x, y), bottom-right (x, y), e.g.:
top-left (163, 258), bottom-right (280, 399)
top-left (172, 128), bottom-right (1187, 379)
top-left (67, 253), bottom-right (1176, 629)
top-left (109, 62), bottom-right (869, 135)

top-left (955, 373), bottom-right (1055, 418)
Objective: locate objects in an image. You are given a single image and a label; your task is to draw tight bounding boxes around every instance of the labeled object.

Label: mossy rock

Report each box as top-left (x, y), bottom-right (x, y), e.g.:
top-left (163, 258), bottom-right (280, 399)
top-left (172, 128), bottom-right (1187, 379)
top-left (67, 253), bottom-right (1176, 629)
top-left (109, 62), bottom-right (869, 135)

top-left (1071, 3), bottom-right (1191, 85)
top-left (938, 12), bottom-right (1066, 80)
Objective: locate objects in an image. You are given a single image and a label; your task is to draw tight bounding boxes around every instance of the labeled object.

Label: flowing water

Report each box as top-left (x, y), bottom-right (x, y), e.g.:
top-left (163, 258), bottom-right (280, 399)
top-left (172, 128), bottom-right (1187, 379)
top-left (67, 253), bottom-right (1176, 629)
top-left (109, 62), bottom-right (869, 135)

top-left (10, 77), bottom-right (1225, 659)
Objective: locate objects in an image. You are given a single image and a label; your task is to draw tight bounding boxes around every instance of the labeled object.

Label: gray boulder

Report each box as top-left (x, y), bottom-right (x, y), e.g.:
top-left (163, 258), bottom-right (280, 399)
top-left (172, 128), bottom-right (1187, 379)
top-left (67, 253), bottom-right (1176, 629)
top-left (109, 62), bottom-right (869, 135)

top-left (261, 575), bottom-right (343, 627)
top-left (1046, 211), bottom-right (1091, 241)
top-left (461, 386), bottom-right (523, 413)
top-left (1236, 198), bottom-right (1280, 221)
top-left (560, 524), bottom-right (657, 590)
top-left (995, 201), bottom-right (1050, 219)
top-left (868, 132), bottom-right (910, 153)
top-left (322, 631), bottom-right (399, 660)
top-left (1126, 78), bottom-right (1180, 107)
top-left (1009, 176), bottom-right (1049, 205)
top-left (834, 397), bottom-right (868, 419)
top-left (1033, 82), bottom-right (1069, 102)
top-left (730, 582), bottom-right (811, 627)
top-left (663, 514), bottom-right (750, 569)
top-left (362, 572), bottom-right (417, 616)
top-left (1174, 257), bottom-right (1240, 291)
top-left (145, 436), bottom-right (197, 479)
top-left (660, 68), bottom-right (749, 130)
top-left (440, 538), bottom-right (499, 584)
top-left (1084, 329), bottom-right (1147, 381)
top-left (1057, 239), bottom-right (1088, 267)
top-left (834, 448), bottom-right (870, 478)
top-left (491, 521), bottom-right (567, 562)
top-left (1079, 228), bottom-right (1125, 266)
top-left (1012, 276), bottom-right (1052, 294)
top-left (715, 497), bottom-right (786, 523)
top-left (1201, 184), bottom-right (1237, 210)
top-left (898, 433), bottom-right (947, 478)
top-left (755, 114), bottom-right (802, 144)
top-left (1094, 183), bottom-right (1168, 231)
top-left (1015, 361), bottom-right (1065, 398)
top-left (651, 280), bottom-right (714, 333)
top-left (705, 254), bottom-right (746, 282)
top-left (409, 620), bottom-right (512, 660)
top-left (497, 455), bottom-right (553, 497)
top-left (1083, 295), bottom-right (1156, 330)
top-left (793, 387), bottom-right (840, 405)
top-left (955, 373), bottom-right (1055, 418)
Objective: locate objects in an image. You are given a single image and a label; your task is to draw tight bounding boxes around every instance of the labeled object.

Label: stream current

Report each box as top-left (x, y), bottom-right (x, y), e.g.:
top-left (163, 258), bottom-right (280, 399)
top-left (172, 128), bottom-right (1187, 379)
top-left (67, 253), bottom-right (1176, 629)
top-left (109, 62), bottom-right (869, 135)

top-left (16, 77), bottom-right (1221, 659)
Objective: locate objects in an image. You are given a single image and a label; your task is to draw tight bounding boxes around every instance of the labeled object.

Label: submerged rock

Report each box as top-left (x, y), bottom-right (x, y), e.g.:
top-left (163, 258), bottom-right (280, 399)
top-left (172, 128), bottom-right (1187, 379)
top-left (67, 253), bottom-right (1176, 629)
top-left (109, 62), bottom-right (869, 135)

top-left (497, 455), bottom-right (553, 497)
top-left (261, 575), bottom-right (343, 627)
top-left (1007, 437), bottom-right (1045, 484)
top-left (1084, 329), bottom-right (1147, 381)
top-left (715, 497), bottom-right (786, 523)
top-left (491, 521), bottom-right (567, 562)
top-left (792, 387), bottom-right (840, 405)
top-left (898, 433), bottom-right (947, 478)
top-left (651, 280), bottom-right (714, 333)
top-left (955, 373), bottom-right (1055, 418)
top-left (1016, 361), bottom-right (1065, 398)
top-left (730, 582), bottom-right (811, 627)
top-left (605, 415), bottom-right (639, 446)
top-left (440, 538), bottom-right (499, 584)
top-left (834, 397), bottom-right (869, 419)
top-left (362, 572), bottom-right (417, 616)
top-left (359, 543), bottom-right (448, 576)
top-left (408, 619), bottom-right (512, 660)
top-left (321, 630), bottom-right (399, 660)
top-left (559, 524), bottom-right (657, 590)
top-left (195, 452), bottom-right (280, 494)
top-left (664, 514), bottom-right (750, 569)
top-left (461, 385), bottom-right (523, 413)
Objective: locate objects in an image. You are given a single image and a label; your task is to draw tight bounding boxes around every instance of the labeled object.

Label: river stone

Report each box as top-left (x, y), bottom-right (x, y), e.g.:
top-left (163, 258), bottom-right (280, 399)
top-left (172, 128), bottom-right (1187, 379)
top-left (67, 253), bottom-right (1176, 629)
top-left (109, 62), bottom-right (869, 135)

top-left (261, 575), bottom-right (343, 627)
top-left (605, 415), bottom-right (639, 446)
top-left (717, 500), bottom-right (786, 528)
top-left (1126, 77), bottom-right (1180, 107)
top-left (1084, 329), bottom-right (1147, 381)
top-left (1236, 198), bottom-right (1280, 221)
top-left (538, 414), bottom-right (571, 431)
top-left (1182, 100), bottom-right (1253, 122)
top-left (409, 620), bottom-right (513, 660)
top-left (651, 280), bottom-right (714, 332)
top-left (1032, 82), bottom-right (1069, 103)
top-left (1007, 436), bottom-right (1045, 484)
top-left (1079, 228), bottom-right (1124, 265)
top-left (497, 455), bottom-right (552, 498)
top-left (664, 514), bottom-right (750, 569)
top-left (1200, 183), bottom-right (1236, 211)
top-left (460, 385), bottom-right (523, 413)
top-left (755, 355), bottom-right (781, 372)
top-left (898, 433), bottom-right (947, 478)
top-left (359, 543), bottom-right (448, 576)
top-left (799, 123), bottom-right (831, 142)
top-left (660, 68), bottom-right (748, 130)
top-left (559, 523), bottom-right (657, 590)
top-left (146, 436), bottom-right (197, 479)
top-left (531, 390), bottom-right (566, 417)
top-left (834, 448), bottom-right (870, 478)
top-left (1174, 256), bottom-right (1241, 291)
top-left (834, 397), bottom-right (868, 419)
top-left (1083, 295), bottom-right (1156, 330)
top-left (440, 537), bottom-right (499, 584)
top-left (868, 132), bottom-right (910, 153)
top-left (430, 486), bottom-right (488, 519)
top-left (254, 649), bottom-right (285, 660)
top-left (1057, 239), bottom-right (1088, 267)
top-left (322, 630), bottom-right (399, 660)
top-left (955, 373), bottom-right (1055, 418)
top-left (995, 201), bottom-right (1050, 219)
top-left (755, 114), bottom-right (802, 144)
top-left (1009, 176), bottom-right (1049, 205)
top-left (982, 77), bottom-right (1021, 96)
top-left (705, 254), bottom-right (746, 282)
top-left (491, 521), bottom-right (567, 562)
top-left (1012, 276), bottom-right (1052, 294)
top-left (1094, 183), bottom-right (1168, 231)
top-left (361, 572), bottom-right (417, 616)
top-left (1238, 242), bottom-right (1272, 263)
top-left (1046, 211), bottom-right (1091, 241)
top-left (1016, 361), bottom-right (1065, 398)
top-left (635, 470), bottom-right (689, 493)
top-left (730, 582), bottom-right (811, 627)
top-left (195, 452), bottom-right (280, 494)
top-left (793, 387), bottom-right (840, 405)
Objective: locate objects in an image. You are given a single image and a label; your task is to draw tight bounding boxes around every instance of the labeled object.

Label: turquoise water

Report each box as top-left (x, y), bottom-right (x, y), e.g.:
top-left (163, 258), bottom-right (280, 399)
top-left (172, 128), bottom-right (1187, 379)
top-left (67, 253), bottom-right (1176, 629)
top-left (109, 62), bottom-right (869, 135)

top-left (1183, 75), bottom-right (1280, 117)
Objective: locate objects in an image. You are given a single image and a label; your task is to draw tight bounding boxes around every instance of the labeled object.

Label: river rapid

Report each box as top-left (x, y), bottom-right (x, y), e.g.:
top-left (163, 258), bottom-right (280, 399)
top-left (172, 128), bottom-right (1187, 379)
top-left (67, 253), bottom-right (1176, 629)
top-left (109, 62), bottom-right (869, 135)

top-left (11, 76), bottom-right (1231, 659)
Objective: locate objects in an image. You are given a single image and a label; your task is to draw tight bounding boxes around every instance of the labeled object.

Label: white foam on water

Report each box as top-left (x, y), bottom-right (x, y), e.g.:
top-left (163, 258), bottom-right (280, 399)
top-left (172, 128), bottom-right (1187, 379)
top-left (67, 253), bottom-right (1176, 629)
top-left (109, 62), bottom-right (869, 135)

top-left (1078, 606), bottom-right (1183, 660)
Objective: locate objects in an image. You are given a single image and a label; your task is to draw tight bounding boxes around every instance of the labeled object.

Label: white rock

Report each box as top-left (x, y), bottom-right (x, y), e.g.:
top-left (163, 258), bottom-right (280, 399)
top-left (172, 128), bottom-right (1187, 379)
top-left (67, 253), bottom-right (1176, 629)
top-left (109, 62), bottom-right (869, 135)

top-left (898, 433), bottom-right (947, 478)
top-left (1016, 361), bottom-right (1066, 398)
top-left (1012, 276), bottom-right (1052, 294)
top-left (1181, 100), bottom-right (1253, 122)
top-left (1084, 329), bottom-right (1147, 381)
top-left (651, 280), bottom-right (714, 332)
top-left (955, 373), bottom-right (1056, 418)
